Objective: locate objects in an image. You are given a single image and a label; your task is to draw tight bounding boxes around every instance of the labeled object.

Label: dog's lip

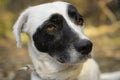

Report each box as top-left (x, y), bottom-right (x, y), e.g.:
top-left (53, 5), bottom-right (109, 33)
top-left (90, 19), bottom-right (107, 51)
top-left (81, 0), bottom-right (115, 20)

top-left (87, 54), bottom-right (92, 58)
top-left (83, 54), bottom-right (92, 59)
top-left (57, 58), bottom-right (66, 63)
top-left (76, 54), bottom-right (92, 63)
top-left (56, 54), bottom-right (92, 64)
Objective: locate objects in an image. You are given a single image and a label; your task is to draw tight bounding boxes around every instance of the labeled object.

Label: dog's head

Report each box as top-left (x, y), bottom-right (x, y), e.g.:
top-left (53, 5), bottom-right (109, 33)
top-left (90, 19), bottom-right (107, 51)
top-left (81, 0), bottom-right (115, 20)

top-left (13, 1), bottom-right (93, 64)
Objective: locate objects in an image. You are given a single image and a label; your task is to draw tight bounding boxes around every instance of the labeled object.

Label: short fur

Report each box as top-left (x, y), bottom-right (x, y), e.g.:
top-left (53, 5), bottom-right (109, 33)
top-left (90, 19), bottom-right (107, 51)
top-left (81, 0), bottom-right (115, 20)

top-left (13, 1), bottom-right (100, 80)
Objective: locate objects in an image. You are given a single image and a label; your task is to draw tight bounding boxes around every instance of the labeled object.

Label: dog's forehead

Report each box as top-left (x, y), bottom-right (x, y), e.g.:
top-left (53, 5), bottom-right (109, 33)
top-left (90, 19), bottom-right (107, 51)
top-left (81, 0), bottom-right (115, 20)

top-left (30, 2), bottom-right (69, 16)
top-left (26, 2), bottom-right (69, 34)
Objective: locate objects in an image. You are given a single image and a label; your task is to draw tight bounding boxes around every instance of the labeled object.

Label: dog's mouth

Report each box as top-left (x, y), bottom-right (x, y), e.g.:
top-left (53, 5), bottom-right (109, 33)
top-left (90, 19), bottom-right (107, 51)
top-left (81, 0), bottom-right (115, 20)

top-left (55, 53), bottom-right (92, 64)
top-left (77, 54), bottom-right (92, 62)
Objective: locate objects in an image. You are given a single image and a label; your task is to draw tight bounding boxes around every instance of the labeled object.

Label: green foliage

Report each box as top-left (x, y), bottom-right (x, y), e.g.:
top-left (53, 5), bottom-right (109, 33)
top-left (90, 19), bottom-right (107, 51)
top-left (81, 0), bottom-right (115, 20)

top-left (0, 0), bottom-right (6, 6)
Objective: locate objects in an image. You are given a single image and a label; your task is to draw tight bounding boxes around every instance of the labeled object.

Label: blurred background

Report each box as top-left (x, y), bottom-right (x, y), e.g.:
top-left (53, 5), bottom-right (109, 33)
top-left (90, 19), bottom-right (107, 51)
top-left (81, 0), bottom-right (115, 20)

top-left (0, 0), bottom-right (120, 80)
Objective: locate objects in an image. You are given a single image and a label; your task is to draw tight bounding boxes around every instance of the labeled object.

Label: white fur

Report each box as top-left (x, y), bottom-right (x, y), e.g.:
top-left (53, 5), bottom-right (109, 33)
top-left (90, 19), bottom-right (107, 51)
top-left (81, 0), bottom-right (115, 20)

top-left (13, 1), bottom-right (100, 80)
top-left (101, 71), bottom-right (120, 80)
top-left (13, 9), bottom-right (29, 48)
top-left (78, 59), bottom-right (100, 80)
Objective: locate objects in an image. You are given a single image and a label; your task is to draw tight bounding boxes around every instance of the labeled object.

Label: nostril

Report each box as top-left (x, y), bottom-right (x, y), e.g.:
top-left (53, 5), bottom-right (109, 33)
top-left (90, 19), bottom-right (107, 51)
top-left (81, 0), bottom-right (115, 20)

top-left (81, 46), bottom-right (88, 51)
top-left (74, 39), bottom-right (93, 55)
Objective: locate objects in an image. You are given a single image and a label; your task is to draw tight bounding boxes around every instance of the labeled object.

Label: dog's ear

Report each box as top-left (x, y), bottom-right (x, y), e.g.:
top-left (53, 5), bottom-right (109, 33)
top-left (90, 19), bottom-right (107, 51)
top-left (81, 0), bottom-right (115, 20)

top-left (13, 9), bottom-right (29, 48)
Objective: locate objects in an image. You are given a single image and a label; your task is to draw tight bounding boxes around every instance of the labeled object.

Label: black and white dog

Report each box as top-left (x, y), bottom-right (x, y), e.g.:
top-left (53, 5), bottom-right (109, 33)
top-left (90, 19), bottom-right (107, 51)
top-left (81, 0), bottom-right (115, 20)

top-left (13, 1), bottom-right (101, 80)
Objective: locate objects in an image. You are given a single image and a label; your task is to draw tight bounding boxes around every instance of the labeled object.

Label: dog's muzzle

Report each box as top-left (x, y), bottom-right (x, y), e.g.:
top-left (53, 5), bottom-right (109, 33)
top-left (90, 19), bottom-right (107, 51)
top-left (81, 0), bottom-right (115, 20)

top-left (56, 39), bottom-right (93, 64)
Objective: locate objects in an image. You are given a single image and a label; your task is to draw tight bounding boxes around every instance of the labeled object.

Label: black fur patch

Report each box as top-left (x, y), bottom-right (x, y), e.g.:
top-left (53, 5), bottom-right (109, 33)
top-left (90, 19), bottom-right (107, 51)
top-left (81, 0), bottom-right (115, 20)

top-left (67, 4), bottom-right (84, 26)
top-left (33, 14), bottom-right (79, 62)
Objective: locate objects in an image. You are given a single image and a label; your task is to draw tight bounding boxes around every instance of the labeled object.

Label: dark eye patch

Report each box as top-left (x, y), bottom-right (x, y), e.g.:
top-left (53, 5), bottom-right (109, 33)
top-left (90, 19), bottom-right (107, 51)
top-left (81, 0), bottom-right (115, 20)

top-left (32, 14), bottom-right (66, 52)
top-left (32, 13), bottom-right (79, 54)
top-left (67, 4), bottom-right (84, 26)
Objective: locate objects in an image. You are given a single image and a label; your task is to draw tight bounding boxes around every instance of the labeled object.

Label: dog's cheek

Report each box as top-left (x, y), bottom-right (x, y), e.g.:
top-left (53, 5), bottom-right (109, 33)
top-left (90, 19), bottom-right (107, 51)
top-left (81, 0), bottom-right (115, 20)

top-left (33, 35), bottom-right (49, 52)
top-left (32, 29), bottom-right (54, 52)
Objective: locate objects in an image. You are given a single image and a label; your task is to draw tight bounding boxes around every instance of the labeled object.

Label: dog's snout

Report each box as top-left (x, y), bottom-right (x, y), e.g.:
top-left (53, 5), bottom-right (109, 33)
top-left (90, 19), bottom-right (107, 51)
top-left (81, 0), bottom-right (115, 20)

top-left (74, 39), bottom-right (93, 55)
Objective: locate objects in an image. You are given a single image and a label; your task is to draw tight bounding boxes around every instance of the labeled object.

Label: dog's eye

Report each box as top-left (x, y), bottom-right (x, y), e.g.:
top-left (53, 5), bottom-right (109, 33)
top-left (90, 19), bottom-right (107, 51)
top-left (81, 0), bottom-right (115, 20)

top-left (46, 26), bottom-right (56, 31)
top-left (77, 17), bottom-right (84, 25)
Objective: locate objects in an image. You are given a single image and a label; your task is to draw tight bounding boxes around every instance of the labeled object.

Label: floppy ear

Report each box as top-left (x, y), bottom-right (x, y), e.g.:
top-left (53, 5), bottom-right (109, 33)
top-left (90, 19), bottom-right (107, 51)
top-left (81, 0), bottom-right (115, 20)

top-left (13, 9), bottom-right (29, 48)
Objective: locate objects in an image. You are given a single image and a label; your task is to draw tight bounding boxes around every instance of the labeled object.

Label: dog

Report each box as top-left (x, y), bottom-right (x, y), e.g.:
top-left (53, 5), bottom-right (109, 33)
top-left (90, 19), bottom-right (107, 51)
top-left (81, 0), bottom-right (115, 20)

top-left (13, 1), bottom-right (100, 80)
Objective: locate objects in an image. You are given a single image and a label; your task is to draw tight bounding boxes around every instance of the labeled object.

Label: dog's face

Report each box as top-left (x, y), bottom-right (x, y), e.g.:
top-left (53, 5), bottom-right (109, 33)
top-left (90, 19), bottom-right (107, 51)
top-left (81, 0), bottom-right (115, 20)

top-left (13, 2), bottom-right (92, 64)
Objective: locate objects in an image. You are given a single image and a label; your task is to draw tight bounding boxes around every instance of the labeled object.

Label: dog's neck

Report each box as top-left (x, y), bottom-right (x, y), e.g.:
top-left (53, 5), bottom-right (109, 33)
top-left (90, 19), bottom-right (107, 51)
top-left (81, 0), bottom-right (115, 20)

top-left (28, 42), bottom-right (84, 80)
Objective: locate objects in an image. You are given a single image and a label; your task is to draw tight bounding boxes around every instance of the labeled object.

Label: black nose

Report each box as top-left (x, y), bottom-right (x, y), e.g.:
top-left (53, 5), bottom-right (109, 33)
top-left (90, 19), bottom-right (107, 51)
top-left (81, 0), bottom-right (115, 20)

top-left (74, 39), bottom-right (93, 55)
